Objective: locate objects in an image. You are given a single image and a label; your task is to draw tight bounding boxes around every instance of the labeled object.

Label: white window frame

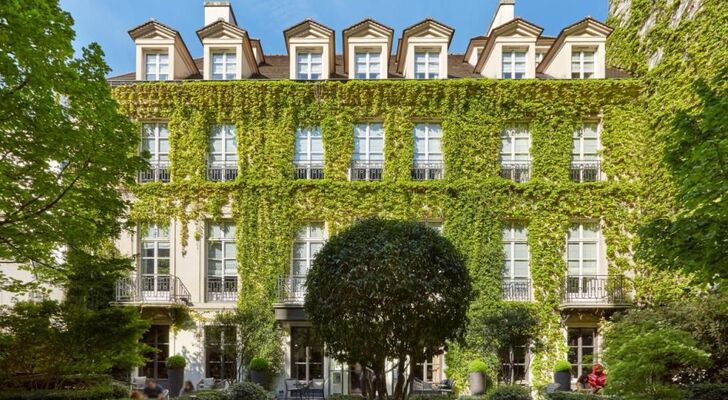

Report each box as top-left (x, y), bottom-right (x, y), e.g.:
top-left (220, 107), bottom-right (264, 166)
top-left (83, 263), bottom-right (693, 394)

top-left (567, 222), bottom-right (601, 277)
top-left (294, 127), bottom-right (324, 165)
top-left (354, 50), bottom-right (382, 79)
top-left (206, 222), bottom-right (237, 281)
top-left (571, 49), bottom-right (596, 79)
top-left (211, 51), bottom-right (237, 80)
top-left (535, 52), bottom-right (545, 66)
top-left (500, 124), bottom-right (531, 163)
top-left (415, 50), bottom-right (440, 79)
top-left (145, 52), bottom-right (169, 81)
top-left (353, 123), bottom-right (385, 163)
top-left (209, 124), bottom-right (237, 165)
top-left (414, 124), bottom-right (443, 164)
top-left (296, 51), bottom-right (323, 80)
top-left (502, 49), bottom-right (527, 79)
top-left (291, 222), bottom-right (326, 277)
top-left (141, 123), bottom-right (170, 164)
top-left (503, 224), bottom-right (530, 281)
top-left (572, 122), bottom-right (600, 162)
top-left (140, 224), bottom-right (170, 278)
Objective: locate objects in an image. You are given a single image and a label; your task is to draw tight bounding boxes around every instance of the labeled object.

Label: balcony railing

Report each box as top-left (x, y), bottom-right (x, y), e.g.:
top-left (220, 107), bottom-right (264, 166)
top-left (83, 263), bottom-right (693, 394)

top-left (570, 161), bottom-right (601, 182)
top-left (412, 161), bottom-right (444, 181)
top-left (350, 161), bottom-right (384, 181)
top-left (208, 163), bottom-right (239, 182)
top-left (206, 276), bottom-right (238, 302)
top-left (294, 161), bottom-right (325, 180)
top-left (502, 279), bottom-right (531, 301)
top-left (561, 275), bottom-right (630, 307)
top-left (115, 273), bottom-right (191, 305)
top-left (500, 161), bottom-right (531, 183)
top-left (277, 275), bottom-right (307, 304)
top-left (139, 163), bottom-right (170, 183)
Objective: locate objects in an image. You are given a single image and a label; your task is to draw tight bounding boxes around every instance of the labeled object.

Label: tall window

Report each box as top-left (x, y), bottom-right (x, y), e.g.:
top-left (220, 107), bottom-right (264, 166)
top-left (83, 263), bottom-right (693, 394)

top-left (140, 325), bottom-right (170, 380)
top-left (413, 355), bottom-right (442, 383)
top-left (499, 339), bottom-right (528, 384)
top-left (502, 50), bottom-right (526, 79)
top-left (566, 222), bottom-right (600, 300)
top-left (207, 222), bottom-right (237, 302)
top-left (500, 124), bottom-right (531, 182)
top-left (571, 123), bottom-right (600, 182)
top-left (571, 49), bottom-right (595, 79)
top-left (292, 223), bottom-right (325, 277)
top-left (145, 53), bottom-right (169, 81)
top-left (208, 125), bottom-right (238, 181)
top-left (291, 327), bottom-right (324, 382)
top-left (502, 224), bottom-right (530, 301)
top-left (412, 124), bottom-right (443, 180)
top-left (212, 51), bottom-right (237, 80)
top-left (415, 51), bottom-right (440, 79)
top-left (355, 51), bottom-right (381, 79)
top-left (294, 127), bottom-right (324, 179)
top-left (296, 51), bottom-right (323, 80)
top-left (351, 123), bottom-right (384, 181)
top-left (568, 328), bottom-right (597, 378)
top-left (140, 224), bottom-right (170, 294)
top-left (140, 123), bottom-right (170, 182)
top-left (205, 325), bottom-right (237, 380)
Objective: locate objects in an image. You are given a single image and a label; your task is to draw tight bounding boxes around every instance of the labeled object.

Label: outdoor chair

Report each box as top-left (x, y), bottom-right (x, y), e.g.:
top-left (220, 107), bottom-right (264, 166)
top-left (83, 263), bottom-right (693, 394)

top-left (306, 379), bottom-right (325, 398)
top-left (411, 378), bottom-right (441, 396)
top-left (439, 379), bottom-right (454, 393)
top-left (132, 376), bottom-right (147, 391)
top-left (285, 379), bottom-right (302, 399)
top-left (198, 377), bottom-right (216, 390)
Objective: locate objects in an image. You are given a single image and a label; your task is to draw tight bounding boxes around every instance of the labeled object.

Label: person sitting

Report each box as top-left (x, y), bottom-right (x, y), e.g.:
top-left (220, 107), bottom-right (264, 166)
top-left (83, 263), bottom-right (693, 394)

top-left (179, 380), bottom-right (195, 396)
top-left (143, 379), bottom-right (165, 399)
top-left (587, 363), bottom-right (607, 393)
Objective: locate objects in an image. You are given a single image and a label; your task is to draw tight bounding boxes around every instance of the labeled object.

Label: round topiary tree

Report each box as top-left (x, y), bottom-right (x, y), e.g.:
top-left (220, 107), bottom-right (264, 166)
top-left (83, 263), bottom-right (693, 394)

top-left (305, 218), bottom-right (473, 400)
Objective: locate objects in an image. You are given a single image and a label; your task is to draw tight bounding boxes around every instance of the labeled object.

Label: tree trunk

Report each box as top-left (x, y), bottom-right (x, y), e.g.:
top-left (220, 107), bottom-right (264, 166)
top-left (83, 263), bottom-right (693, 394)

top-left (392, 357), bottom-right (407, 400)
top-left (374, 358), bottom-right (388, 400)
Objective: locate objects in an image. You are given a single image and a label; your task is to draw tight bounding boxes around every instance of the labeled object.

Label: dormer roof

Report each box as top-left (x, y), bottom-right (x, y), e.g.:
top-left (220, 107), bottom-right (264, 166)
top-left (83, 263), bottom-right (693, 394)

top-left (536, 17), bottom-right (613, 74)
top-left (250, 38), bottom-right (266, 65)
top-left (283, 19), bottom-right (336, 73)
top-left (395, 18), bottom-right (455, 74)
top-left (196, 20), bottom-right (259, 74)
top-left (342, 18), bottom-right (395, 73)
top-left (128, 20), bottom-right (198, 77)
top-left (473, 18), bottom-right (543, 73)
top-left (463, 35), bottom-right (488, 63)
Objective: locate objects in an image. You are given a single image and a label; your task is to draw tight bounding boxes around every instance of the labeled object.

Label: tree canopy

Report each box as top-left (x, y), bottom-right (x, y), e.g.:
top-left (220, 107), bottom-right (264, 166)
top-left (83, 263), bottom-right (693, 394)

top-left (304, 218), bottom-right (472, 400)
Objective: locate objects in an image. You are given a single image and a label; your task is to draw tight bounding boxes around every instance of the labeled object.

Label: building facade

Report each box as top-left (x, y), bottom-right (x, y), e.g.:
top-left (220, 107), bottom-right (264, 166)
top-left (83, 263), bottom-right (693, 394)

top-left (108, 0), bottom-right (654, 394)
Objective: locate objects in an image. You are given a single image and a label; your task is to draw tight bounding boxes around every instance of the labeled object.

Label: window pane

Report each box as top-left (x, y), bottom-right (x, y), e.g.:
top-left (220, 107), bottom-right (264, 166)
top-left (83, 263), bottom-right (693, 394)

top-left (514, 243), bottom-right (529, 259)
top-left (209, 242), bottom-right (223, 259)
top-left (568, 243), bottom-right (580, 260)
top-left (224, 242), bottom-right (237, 258)
top-left (293, 243), bottom-right (306, 259)
top-left (514, 261), bottom-right (529, 277)
top-left (582, 243), bottom-right (597, 260)
top-left (310, 223), bottom-right (325, 238)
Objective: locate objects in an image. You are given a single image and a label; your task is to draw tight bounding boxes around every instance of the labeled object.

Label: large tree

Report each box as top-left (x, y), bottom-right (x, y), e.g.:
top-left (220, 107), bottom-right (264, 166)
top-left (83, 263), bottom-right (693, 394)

top-left (304, 218), bottom-right (472, 400)
top-left (0, 0), bottom-right (144, 285)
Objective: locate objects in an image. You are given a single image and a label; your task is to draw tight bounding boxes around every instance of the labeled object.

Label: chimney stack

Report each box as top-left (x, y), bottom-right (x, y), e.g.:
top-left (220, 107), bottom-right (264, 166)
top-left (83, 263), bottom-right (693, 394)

top-left (204, 0), bottom-right (237, 26)
top-left (487, 0), bottom-right (515, 35)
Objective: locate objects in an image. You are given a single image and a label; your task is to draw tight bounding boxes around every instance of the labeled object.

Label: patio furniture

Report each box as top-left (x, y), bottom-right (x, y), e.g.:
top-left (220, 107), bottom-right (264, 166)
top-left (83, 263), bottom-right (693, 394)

top-left (306, 379), bottom-right (325, 399)
top-left (132, 376), bottom-right (147, 391)
top-left (198, 377), bottom-right (216, 390)
top-left (439, 379), bottom-right (454, 393)
top-left (285, 379), bottom-right (302, 400)
top-left (412, 378), bottom-right (444, 396)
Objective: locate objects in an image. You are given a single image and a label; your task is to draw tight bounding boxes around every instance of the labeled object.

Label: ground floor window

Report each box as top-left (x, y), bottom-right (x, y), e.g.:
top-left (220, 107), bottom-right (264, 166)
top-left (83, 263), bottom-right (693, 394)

top-left (291, 327), bottom-right (324, 381)
top-left (413, 355), bottom-right (442, 383)
top-left (140, 325), bottom-right (169, 380)
top-left (568, 327), bottom-right (597, 378)
top-left (498, 339), bottom-right (529, 384)
top-left (205, 325), bottom-right (237, 380)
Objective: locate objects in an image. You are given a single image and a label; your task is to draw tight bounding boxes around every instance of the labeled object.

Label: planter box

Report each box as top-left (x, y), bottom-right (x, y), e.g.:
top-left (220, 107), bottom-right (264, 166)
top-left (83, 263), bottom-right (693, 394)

top-left (168, 368), bottom-right (184, 398)
top-left (554, 371), bottom-right (572, 392)
top-left (469, 372), bottom-right (485, 396)
top-left (251, 370), bottom-right (266, 386)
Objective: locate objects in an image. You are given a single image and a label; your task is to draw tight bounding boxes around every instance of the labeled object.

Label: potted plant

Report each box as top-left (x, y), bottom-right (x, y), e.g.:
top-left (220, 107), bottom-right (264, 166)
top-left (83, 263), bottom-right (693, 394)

top-left (249, 357), bottom-right (269, 386)
top-left (553, 360), bottom-right (572, 392)
top-left (166, 355), bottom-right (187, 397)
top-left (468, 360), bottom-right (488, 395)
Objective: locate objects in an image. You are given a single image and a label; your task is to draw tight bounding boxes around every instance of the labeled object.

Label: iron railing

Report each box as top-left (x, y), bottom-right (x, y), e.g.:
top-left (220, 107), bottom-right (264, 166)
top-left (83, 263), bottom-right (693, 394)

top-left (502, 279), bottom-right (532, 301)
top-left (350, 161), bottom-right (383, 181)
top-left (139, 163), bottom-right (170, 183)
top-left (277, 275), bottom-right (307, 304)
top-left (412, 161), bottom-right (444, 181)
top-left (561, 275), bottom-right (629, 307)
top-left (115, 273), bottom-right (191, 305)
top-left (570, 161), bottom-right (601, 182)
top-left (500, 161), bottom-right (531, 183)
top-left (208, 163), bottom-right (239, 182)
top-left (206, 276), bottom-right (238, 302)
top-left (294, 161), bottom-right (325, 180)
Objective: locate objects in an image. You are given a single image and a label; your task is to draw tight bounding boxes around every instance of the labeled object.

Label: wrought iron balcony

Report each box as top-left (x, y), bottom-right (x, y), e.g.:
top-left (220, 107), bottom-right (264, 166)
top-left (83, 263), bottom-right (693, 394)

top-left (206, 276), bottom-right (238, 302)
top-left (115, 273), bottom-right (191, 305)
top-left (412, 161), bottom-right (444, 181)
top-left (502, 279), bottom-right (531, 301)
top-left (500, 161), bottom-right (531, 183)
top-left (207, 163), bottom-right (239, 182)
top-left (294, 161), bottom-right (325, 180)
top-left (570, 160), bottom-right (601, 182)
top-left (139, 163), bottom-right (170, 183)
top-left (350, 161), bottom-right (383, 181)
top-left (277, 275), bottom-right (307, 304)
top-left (561, 275), bottom-right (630, 308)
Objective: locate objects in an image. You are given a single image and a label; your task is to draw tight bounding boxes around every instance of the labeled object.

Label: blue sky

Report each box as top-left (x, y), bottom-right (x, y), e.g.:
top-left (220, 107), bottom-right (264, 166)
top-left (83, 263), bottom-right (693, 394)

top-left (59, 0), bottom-right (608, 76)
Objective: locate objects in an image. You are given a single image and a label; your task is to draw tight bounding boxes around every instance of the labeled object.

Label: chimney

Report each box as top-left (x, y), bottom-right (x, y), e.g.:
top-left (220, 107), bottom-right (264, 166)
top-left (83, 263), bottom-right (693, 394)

top-left (487, 0), bottom-right (515, 35)
top-left (204, 0), bottom-right (237, 26)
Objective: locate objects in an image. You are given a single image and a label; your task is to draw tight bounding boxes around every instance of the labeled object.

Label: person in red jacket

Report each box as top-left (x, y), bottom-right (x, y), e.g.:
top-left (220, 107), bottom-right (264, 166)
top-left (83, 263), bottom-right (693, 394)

top-left (587, 363), bottom-right (607, 393)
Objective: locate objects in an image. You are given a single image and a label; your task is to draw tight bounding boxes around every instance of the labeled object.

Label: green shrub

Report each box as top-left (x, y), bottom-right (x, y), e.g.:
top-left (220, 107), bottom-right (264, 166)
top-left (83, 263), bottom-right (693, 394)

top-left (0, 384), bottom-right (127, 400)
top-left (547, 392), bottom-right (617, 400)
top-left (229, 382), bottom-right (267, 400)
top-left (410, 395), bottom-right (456, 400)
top-left (180, 390), bottom-right (232, 400)
top-left (487, 385), bottom-right (531, 400)
top-left (553, 360), bottom-right (572, 373)
top-left (685, 384), bottom-right (728, 400)
top-left (248, 357), bottom-right (269, 372)
top-left (166, 354), bottom-right (187, 369)
top-left (468, 360), bottom-right (489, 374)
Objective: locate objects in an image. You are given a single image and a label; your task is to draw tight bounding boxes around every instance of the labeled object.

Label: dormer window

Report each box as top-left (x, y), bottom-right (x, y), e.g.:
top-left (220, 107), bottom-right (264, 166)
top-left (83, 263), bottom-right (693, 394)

top-left (296, 50), bottom-right (323, 80)
top-left (502, 49), bottom-right (526, 79)
top-left (571, 49), bottom-right (596, 79)
top-left (212, 51), bottom-right (237, 80)
top-left (535, 51), bottom-right (545, 66)
top-left (415, 50), bottom-right (440, 79)
top-left (145, 52), bottom-right (169, 81)
top-left (355, 50), bottom-right (381, 79)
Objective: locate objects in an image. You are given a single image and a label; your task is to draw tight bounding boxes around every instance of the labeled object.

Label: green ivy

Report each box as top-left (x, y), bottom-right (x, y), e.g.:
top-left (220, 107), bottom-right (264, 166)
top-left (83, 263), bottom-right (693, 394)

top-left (112, 78), bottom-right (673, 390)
